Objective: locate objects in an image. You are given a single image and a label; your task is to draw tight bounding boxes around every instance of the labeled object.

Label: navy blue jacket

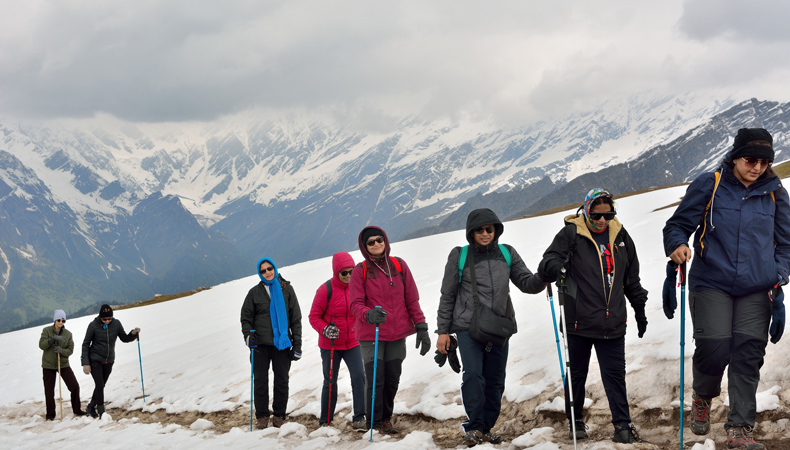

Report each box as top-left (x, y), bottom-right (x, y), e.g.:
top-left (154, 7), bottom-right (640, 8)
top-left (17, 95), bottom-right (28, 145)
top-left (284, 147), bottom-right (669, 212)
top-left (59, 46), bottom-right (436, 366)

top-left (663, 165), bottom-right (790, 296)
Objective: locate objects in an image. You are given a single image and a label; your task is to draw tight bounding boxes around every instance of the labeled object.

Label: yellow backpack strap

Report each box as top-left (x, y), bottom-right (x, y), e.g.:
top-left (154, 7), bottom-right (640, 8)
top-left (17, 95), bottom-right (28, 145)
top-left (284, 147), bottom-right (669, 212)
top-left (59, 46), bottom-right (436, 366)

top-left (698, 171), bottom-right (721, 255)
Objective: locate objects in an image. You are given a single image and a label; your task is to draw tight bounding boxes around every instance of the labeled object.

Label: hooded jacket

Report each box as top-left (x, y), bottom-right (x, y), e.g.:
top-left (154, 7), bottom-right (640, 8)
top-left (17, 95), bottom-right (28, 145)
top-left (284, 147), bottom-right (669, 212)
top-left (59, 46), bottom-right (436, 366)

top-left (240, 262), bottom-right (302, 353)
top-left (349, 226), bottom-right (426, 342)
top-left (540, 214), bottom-right (648, 339)
top-left (39, 324), bottom-right (74, 370)
top-left (81, 316), bottom-right (137, 366)
top-left (436, 208), bottom-right (545, 335)
top-left (309, 252), bottom-right (360, 351)
top-left (664, 163), bottom-right (790, 296)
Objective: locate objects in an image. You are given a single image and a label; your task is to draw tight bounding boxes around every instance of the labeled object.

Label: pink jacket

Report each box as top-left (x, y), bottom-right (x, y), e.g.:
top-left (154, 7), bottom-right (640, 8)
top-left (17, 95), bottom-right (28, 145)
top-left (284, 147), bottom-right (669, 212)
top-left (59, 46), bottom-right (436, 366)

top-left (309, 252), bottom-right (360, 351)
top-left (349, 226), bottom-right (426, 342)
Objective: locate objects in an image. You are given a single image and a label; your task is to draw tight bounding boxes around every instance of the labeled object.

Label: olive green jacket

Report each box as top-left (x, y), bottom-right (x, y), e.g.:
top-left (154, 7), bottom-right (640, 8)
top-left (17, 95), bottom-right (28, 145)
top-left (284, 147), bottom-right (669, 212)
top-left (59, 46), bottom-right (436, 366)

top-left (39, 325), bottom-right (74, 370)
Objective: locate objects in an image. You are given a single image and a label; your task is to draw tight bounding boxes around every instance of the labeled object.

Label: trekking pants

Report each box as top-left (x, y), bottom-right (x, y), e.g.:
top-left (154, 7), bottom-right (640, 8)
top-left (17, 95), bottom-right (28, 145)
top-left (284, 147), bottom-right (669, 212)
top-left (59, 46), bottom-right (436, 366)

top-left (43, 367), bottom-right (82, 419)
top-left (319, 345), bottom-right (366, 425)
top-left (456, 331), bottom-right (509, 433)
top-left (359, 338), bottom-right (406, 428)
top-left (88, 361), bottom-right (114, 408)
top-left (252, 344), bottom-right (292, 419)
top-left (564, 334), bottom-right (632, 427)
top-left (689, 289), bottom-right (770, 429)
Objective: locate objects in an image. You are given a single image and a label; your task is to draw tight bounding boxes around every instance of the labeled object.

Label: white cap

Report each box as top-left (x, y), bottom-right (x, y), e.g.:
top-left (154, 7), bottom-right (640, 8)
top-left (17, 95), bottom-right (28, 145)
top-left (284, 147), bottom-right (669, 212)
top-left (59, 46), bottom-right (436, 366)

top-left (53, 310), bottom-right (66, 322)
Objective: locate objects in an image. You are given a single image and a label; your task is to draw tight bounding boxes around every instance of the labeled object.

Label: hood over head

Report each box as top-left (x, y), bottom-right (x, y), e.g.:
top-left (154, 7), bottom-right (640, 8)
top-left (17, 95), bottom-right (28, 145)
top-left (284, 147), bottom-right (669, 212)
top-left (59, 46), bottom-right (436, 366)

top-left (465, 208), bottom-right (504, 246)
top-left (332, 252), bottom-right (355, 282)
top-left (358, 226), bottom-right (390, 260)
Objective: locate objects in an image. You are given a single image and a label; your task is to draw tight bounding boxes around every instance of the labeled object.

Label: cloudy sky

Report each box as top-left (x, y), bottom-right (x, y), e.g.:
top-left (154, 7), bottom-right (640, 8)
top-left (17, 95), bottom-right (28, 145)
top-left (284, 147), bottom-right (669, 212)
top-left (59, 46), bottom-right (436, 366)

top-left (2, 0), bottom-right (790, 130)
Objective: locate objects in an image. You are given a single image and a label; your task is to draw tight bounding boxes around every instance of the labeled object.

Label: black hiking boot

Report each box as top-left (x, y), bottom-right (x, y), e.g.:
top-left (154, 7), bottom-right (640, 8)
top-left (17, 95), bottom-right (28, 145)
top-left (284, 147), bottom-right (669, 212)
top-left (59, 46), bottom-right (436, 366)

top-left (690, 394), bottom-right (711, 435)
top-left (726, 426), bottom-right (766, 449)
top-left (568, 420), bottom-right (588, 440)
top-left (87, 404), bottom-right (98, 418)
top-left (481, 431), bottom-right (503, 444)
top-left (612, 423), bottom-right (641, 443)
top-left (463, 430), bottom-right (483, 447)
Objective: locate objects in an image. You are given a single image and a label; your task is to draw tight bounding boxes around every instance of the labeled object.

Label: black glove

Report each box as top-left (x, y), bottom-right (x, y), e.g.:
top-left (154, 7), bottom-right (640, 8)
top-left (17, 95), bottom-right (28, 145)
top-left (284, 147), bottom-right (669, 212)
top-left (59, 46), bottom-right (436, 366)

top-left (434, 335), bottom-right (461, 373)
top-left (770, 283), bottom-right (785, 344)
top-left (415, 323), bottom-right (431, 356)
top-left (323, 323), bottom-right (340, 340)
top-left (634, 307), bottom-right (647, 338)
top-left (54, 346), bottom-right (63, 354)
top-left (538, 259), bottom-right (563, 283)
top-left (365, 308), bottom-right (388, 324)
top-left (662, 261), bottom-right (678, 319)
top-left (290, 348), bottom-right (302, 361)
top-left (245, 334), bottom-right (257, 348)
top-left (47, 335), bottom-right (66, 346)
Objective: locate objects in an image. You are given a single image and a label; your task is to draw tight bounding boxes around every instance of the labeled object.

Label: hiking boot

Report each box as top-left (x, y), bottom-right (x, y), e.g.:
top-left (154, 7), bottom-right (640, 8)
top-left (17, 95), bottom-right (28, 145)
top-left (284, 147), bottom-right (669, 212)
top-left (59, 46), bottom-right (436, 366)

top-left (379, 420), bottom-right (398, 434)
top-left (463, 430), bottom-right (483, 447)
top-left (87, 405), bottom-right (98, 418)
top-left (481, 432), bottom-right (504, 444)
top-left (256, 417), bottom-right (268, 429)
top-left (96, 404), bottom-right (105, 419)
top-left (271, 416), bottom-right (286, 428)
top-left (612, 423), bottom-right (641, 443)
top-left (74, 410), bottom-right (88, 417)
top-left (352, 420), bottom-right (368, 432)
top-left (690, 395), bottom-right (711, 435)
top-left (569, 420), bottom-right (588, 440)
top-left (727, 426), bottom-right (766, 450)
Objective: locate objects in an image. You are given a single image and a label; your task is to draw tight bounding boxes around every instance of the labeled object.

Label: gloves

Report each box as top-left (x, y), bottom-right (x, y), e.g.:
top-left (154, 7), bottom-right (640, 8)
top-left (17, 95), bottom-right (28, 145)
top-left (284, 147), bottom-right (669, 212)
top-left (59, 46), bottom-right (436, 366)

top-left (434, 335), bottom-right (461, 373)
top-left (538, 259), bottom-right (563, 283)
top-left (769, 282), bottom-right (785, 344)
top-left (323, 323), bottom-right (340, 340)
top-left (245, 334), bottom-right (257, 348)
top-left (48, 335), bottom-right (66, 346)
top-left (54, 346), bottom-right (63, 354)
top-left (414, 323), bottom-right (431, 356)
top-left (290, 348), bottom-right (302, 361)
top-left (662, 261), bottom-right (678, 319)
top-left (633, 306), bottom-right (647, 338)
top-left (83, 365), bottom-right (91, 375)
top-left (131, 327), bottom-right (140, 335)
top-left (365, 308), bottom-right (388, 324)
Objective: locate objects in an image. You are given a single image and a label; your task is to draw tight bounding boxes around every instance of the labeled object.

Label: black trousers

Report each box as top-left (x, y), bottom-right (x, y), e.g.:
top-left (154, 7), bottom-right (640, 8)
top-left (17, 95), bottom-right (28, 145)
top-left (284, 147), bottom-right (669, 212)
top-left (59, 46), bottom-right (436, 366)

top-left (456, 331), bottom-right (509, 433)
top-left (359, 338), bottom-right (406, 427)
top-left (564, 334), bottom-right (631, 427)
top-left (252, 344), bottom-right (292, 419)
top-left (43, 367), bottom-right (82, 419)
top-left (89, 361), bottom-right (114, 408)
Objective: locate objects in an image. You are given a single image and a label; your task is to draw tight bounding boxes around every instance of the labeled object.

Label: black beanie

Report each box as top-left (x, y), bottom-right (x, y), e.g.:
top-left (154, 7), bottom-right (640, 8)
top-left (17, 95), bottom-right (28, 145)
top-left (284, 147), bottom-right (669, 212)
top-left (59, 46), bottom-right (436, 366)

top-left (732, 128), bottom-right (775, 161)
top-left (99, 304), bottom-right (113, 318)
top-left (361, 228), bottom-right (384, 245)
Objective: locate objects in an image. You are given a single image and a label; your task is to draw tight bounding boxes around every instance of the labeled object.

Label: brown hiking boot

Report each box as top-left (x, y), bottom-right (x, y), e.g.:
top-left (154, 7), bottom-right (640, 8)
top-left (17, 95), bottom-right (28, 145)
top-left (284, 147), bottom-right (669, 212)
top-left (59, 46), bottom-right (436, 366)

top-left (379, 419), bottom-right (398, 434)
top-left (727, 426), bottom-right (766, 450)
top-left (690, 395), bottom-right (711, 435)
top-left (256, 416), bottom-right (268, 429)
top-left (271, 416), bottom-right (286, 427)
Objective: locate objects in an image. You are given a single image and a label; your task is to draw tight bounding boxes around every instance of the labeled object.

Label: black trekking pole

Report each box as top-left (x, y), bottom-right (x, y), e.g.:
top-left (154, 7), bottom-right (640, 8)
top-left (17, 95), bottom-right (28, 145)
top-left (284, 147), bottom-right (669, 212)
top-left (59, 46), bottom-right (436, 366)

top-left (557, 270), bottom-right (578, 450)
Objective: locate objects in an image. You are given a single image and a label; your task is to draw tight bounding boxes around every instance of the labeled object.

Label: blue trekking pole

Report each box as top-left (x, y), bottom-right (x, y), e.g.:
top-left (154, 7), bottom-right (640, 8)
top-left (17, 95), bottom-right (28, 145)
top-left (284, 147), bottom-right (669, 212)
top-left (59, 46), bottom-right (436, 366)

top-left (137, 336), bottom-right (146, 403)
top-left (679, 264), bottom-right (687, 450)
top-left (369, 307), bottom-right (381, 442)
top-left (546, 284), bottom-right (565, 384)
top-left (249, 329), bottom-right (256, 432)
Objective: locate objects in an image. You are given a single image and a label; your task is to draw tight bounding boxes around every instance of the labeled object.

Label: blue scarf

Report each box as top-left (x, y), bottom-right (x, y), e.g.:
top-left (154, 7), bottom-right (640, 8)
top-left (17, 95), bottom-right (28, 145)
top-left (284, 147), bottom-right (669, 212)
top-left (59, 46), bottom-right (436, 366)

top-left (258, 258), bottom-right (292, 351)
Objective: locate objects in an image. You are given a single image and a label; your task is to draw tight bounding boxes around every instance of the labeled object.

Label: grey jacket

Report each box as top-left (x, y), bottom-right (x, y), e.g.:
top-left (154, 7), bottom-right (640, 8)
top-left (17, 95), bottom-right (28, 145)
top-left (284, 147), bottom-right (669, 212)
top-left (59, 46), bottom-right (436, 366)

top-left (436, 208), bottom-right (545, 335)
top-left (81, 317), bottom-right (137, 365)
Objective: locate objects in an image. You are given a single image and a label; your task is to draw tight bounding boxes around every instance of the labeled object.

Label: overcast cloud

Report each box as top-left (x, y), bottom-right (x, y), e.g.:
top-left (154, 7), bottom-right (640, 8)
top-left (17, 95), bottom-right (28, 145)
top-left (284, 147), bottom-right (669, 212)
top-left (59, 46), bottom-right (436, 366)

top-left (2, 0), bottom-right (790, 129)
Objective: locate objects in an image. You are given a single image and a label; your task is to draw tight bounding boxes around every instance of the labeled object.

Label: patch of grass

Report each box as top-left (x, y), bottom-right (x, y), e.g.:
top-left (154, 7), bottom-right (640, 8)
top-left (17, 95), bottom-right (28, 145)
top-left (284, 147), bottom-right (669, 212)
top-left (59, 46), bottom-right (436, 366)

top-left (115, 287), bottom-right (212, 311)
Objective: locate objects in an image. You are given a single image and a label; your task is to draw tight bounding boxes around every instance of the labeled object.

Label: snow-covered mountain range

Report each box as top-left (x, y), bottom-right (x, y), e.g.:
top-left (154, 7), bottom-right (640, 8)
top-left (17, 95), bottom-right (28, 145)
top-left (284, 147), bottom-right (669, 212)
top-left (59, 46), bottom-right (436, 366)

top-left (0, 92), bottom-right (776, 332)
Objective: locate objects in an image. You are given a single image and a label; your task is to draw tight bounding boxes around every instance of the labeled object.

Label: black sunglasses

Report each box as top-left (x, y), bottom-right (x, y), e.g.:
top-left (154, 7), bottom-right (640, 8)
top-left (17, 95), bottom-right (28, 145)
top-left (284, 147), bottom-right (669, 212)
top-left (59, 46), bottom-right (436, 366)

top-left (259, 266), bottom-right (275, 274)
top-left (55, 319), bottom-right (66, 323)
top-left (339, 269), bottom-right (353, 277)
top-left (741, 156), bottom-right (772, 168)
top-left (366, 236), bottom-right (385, 246)
top-left (589, 212), bottom-right (616, 221)
top-left (473, 225), bottom-right (495, 235)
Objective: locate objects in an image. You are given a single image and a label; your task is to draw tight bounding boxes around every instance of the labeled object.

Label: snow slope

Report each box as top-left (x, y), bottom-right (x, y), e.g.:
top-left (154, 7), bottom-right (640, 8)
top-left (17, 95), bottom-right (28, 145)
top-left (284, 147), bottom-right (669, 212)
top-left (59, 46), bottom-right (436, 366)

top-left (0, 185), bottom-right (788, 449)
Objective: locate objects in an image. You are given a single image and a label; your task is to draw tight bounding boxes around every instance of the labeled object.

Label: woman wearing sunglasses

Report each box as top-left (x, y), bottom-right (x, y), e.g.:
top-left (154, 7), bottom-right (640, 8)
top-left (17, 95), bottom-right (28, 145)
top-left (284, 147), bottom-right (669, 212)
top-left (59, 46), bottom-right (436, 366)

top-left (240, 257), bottom-right (302, 429)
top-left (349, 226), bottom-right (430, 435)
top-left (663, 128), bottom-right (790, 449)
top-left (308, 252), bottom-right (366, 431)
top-left (39, 310), bottom-right (86, 420)
top-left (537, 188), bottom-right (648, 444)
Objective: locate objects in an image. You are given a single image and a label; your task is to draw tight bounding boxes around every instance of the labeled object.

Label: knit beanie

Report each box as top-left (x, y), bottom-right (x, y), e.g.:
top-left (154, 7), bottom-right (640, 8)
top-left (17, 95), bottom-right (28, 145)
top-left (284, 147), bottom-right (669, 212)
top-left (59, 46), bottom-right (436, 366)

top-left (53, 310), bottom-right (66, 322)
top-left (99, 304), bottom-right (113, 318)
top-left (732, 128), bottom-right (774, 161)
top-left (361, 228), bottom-right (384, 245)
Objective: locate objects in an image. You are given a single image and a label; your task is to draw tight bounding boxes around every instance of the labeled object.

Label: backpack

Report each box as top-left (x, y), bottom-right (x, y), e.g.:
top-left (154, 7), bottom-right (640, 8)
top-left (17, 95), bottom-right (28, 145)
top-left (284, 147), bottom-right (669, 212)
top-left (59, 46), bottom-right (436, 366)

top-left (362, 256), bottom-right (405, 285)
top-left (458, 244), bottom-right (511, 282)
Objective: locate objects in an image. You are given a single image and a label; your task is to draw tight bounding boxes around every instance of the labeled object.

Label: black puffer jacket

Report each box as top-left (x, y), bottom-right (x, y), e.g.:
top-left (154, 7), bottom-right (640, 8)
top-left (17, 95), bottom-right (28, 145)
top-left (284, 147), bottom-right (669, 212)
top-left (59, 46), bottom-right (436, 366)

top-left (240, 274), bottom-right (302, 353)
top-left (436, 208), bottom-right (545, 335)
top-left (81, 317), bottom-right (137, 365)
top-left (539, 214), bottom-right (648, 339)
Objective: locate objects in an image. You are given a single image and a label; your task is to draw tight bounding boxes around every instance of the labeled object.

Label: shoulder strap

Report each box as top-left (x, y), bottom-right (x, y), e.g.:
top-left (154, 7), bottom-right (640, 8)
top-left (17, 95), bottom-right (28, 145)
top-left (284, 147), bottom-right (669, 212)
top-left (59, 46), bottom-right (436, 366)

top-left (498, 244), bottom-right (511, 267)
top-left (698, 171), bottom-right (722, 255)
top-left (325, 280), bottom-right (332, 306)
top-left (362, 258), bottom-right (404, 283)
top-left (458, 245), bottom-right (469, 282)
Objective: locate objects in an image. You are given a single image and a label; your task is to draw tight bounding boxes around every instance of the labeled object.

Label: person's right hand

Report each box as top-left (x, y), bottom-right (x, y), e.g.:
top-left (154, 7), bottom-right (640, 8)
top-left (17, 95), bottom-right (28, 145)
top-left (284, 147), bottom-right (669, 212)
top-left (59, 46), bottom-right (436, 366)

top-left (245, 334), bottom-right (257, 348)
top-left (436, 334), bottom-right (451, 354)
top-left (365, 308), bottom-right (388, 324)
top-left (323, 324), bottom-right (340, 340)
top-left (669, 245), bottom-right (692, 265)
top-left (83, 365), bottom-right (91, 375)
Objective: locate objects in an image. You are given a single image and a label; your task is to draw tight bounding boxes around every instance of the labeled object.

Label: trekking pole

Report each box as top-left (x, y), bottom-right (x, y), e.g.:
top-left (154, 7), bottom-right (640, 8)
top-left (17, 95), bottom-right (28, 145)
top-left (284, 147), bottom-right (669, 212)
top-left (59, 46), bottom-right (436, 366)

top-left (137, 336), bottom-right (146, 403)
top-left (679, 263), bottom-right (687, 450)
top-left (369, 307), bottom-right (381, 442)
top-left (327, 322), bottom-right (336, 426)
top-left (250, 329), bottom-right (256, 432)
top-left (557, 272), bottom-right (578, 450)
top-left (546, 284), bottom-right (565, 384)
top-left (57, 353), bottom-right (63, 420)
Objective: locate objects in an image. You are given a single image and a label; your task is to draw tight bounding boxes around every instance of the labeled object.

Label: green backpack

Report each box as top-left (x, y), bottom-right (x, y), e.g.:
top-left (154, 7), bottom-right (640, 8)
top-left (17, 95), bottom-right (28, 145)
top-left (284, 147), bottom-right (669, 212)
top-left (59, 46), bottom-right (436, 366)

top-left (458, 244), bottom-right (511, 282)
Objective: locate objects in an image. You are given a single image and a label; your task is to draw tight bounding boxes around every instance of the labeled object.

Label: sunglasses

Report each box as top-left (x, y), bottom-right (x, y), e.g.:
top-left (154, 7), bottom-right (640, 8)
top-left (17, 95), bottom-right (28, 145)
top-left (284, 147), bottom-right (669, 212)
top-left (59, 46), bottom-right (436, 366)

top-left (55, 319), bottom-right (66, 323)
top-left (339, 269), bottom-right (353, 277)
top-left (589, 212), bottom-right (616, 221)
top-left (741, 156), bottom-right (772, 169)
top-left (473, 225), bottom-right (495, 235)
top-left (366, 236), bottom-right (385, 246)
top-left (101, 317), bottom-right (113, 322)
top-left (259, 266), bottom-right (275, 274)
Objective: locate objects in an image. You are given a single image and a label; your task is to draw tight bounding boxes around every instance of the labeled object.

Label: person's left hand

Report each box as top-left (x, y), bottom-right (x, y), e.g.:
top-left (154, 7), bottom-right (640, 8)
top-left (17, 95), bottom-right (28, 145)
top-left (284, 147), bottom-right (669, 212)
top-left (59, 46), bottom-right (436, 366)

top-left (131, 327), bottom-right (140, 335)
top-left (770, 283), bottom-right (785, 344)
top-left (290, 348), bottom-right (302, 361)
top-left (637, 318), bottom-right (648, 338)
top-left (415, 323), bottom-right (431, 356)
top-left (54, 346), bottom-right (63, 354)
